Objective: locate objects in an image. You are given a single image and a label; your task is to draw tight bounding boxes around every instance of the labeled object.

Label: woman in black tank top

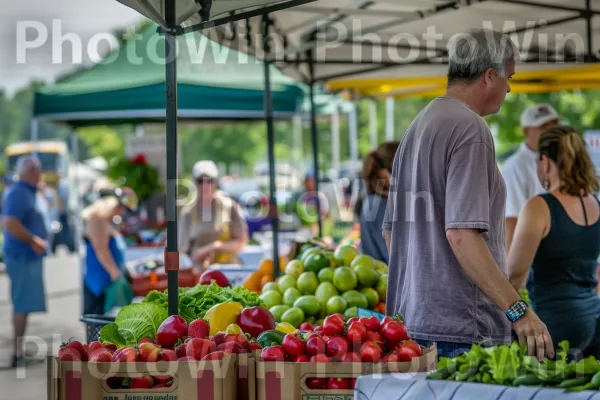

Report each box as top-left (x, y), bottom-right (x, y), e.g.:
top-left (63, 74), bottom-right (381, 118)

top-left (508, 126), bottom-right (600, 358)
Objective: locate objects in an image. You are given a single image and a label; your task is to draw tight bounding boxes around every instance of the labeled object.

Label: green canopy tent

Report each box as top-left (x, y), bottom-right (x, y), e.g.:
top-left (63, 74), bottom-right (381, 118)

top-left (33, 23), bottom-right (305, 126)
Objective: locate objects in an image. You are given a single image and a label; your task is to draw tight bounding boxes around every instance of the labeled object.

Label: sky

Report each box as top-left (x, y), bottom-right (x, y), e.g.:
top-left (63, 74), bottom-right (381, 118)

top-left (1, 0), bottom-right (143, 96)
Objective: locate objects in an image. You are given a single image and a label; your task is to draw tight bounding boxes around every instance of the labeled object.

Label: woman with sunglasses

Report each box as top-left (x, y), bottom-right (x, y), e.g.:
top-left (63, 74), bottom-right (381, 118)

top-left (508, 126), bottom-right (600, 358)
top-left (359, 142), bottom-right (399, 263)
top-left (81, 186), bottom-right (137, 314)
top-left (179, 160), bottom-right (248, 268)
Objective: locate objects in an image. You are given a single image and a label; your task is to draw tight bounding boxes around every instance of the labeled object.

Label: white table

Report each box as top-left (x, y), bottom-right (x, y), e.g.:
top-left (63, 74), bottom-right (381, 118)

top-left (354, 373), bottom-right (600, 400)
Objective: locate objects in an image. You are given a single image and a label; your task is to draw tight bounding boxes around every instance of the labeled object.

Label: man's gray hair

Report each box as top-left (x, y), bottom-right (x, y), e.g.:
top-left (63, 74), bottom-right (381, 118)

top-left (16, 155), bottom-right (41, 175)
top-left (447, 29), bottom-right (518, 84)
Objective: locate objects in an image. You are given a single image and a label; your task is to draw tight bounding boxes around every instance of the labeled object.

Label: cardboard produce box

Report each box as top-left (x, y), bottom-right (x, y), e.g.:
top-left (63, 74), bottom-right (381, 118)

top-left (236, 352), bottom-right (257, 400)
top-left (47, 355), bottom-right (237, 400)
top-left (256, 346), bottom-right (437, 400)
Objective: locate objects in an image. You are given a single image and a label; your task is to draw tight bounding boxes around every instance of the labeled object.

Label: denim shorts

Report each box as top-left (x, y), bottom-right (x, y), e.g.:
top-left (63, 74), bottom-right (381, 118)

top-left (416, 339), bottom-right (473, 359)
top-left (5, 256), bottom-right (46, 314)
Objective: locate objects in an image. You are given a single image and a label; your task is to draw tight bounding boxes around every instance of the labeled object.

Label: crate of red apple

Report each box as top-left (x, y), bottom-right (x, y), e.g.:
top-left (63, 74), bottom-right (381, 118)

top-left (49, 310), bottom-right (266, 400)
top-left (256, 314), bottom-right (437, 400)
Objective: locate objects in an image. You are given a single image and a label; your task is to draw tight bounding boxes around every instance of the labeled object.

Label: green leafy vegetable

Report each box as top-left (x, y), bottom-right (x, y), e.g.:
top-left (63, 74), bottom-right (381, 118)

top-left (142, 282), bottom-right (264, 323)
top-left (100, 303), bottom-right (168, 347)
top-left (427, 340), bottom-right (600, 393)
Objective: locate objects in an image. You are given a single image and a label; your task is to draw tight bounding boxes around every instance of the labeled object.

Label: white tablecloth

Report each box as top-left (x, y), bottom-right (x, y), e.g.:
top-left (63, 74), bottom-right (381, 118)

top-left (354, 373), bottom-right (600, 400)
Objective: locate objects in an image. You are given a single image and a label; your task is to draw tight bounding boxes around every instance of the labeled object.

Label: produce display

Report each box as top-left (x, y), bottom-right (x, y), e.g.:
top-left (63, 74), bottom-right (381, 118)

top-left (99, 282), bottom-right (264, 346)
top-left (259, 244), bottom-right (388, 328)
top-left (427, 340), bottom-right (600, 392)
top-left (59, 315), bottom-right (263, 390)
top-left (258, 313), bottom-right (421, 389)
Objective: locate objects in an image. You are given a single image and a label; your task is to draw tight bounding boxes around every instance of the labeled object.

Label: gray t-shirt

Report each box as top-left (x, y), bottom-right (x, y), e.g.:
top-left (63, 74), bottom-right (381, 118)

top-left (383, 96), bottom-right (511, 345)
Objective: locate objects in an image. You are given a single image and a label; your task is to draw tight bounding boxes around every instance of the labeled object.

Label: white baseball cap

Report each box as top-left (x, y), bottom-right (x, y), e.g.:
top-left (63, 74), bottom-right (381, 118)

top-left (192, 160), bottom-right (219, 179)
top-left (520, 104), bottom-right (560, 128)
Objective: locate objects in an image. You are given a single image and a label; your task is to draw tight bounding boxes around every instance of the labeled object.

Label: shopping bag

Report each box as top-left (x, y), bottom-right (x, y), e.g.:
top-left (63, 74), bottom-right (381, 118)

top-left (104, 276), bottom-right (134, 313)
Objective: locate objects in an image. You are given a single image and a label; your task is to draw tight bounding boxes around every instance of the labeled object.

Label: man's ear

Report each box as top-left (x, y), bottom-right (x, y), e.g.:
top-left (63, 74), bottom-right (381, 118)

top-left (523, 127), bottom-right (531, 138)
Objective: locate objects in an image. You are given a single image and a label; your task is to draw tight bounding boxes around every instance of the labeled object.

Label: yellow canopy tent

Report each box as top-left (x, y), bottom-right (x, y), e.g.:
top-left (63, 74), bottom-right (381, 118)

top-left (326, 63), bottom-right (600, 99)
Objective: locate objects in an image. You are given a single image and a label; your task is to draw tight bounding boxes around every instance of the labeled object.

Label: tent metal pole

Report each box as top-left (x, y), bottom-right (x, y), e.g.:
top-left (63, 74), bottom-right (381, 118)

top-left (31, 118), bottom-right (39, 155)
top-left (331, 106), bottom-right (341, 174)
top-left (369, 100), bottom-right (378, 149)
top-left (385, 97), bottom-right (395, 141)
top-left (165, 0), bottom-right (179, 317)
top-left (307, 50), bottom-right (323, 237)
top-left (586, 0), bottom-right (593, 58)
top-left (263, 15), bottom-right (281, 276)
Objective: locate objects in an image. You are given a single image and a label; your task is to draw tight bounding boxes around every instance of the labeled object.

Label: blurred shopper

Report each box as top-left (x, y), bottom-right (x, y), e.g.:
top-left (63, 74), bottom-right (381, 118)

top-left (179, 160), bottom-right (248, 267)
top-left (2, 156), bottom-right (49, 368)
top-left (508, 126), bottom-right (600, 358)
top-left (502, 104), bottom-right (560, 308)
top-left (293, 171), bottom-right (330, 237)
top-left (359, 142), bottom-right (399, 263)
top-left (383, 29), bottom-right (553, 360)
top-left (81, 186), bottom-right (137, 314)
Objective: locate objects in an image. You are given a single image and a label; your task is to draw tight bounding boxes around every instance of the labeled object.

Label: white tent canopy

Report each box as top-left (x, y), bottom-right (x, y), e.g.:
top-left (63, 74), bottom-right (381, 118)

top-left (204, 0), bottom-right (600, 85)
top-left (115, 0), bottom-right (316, 28)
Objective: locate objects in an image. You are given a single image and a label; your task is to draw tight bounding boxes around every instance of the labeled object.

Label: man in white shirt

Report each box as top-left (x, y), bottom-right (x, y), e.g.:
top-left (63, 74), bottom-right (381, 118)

top-left (501, 104), bottom-right (560, 307)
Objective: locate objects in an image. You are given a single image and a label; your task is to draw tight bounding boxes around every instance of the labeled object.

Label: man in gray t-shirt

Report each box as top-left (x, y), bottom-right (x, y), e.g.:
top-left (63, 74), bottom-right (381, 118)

top-left (383, 29), bottom-right (554, 361)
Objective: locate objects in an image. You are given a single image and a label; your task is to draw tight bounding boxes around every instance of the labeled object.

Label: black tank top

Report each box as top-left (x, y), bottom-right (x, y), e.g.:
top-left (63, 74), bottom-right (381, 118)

top-left (532, 193), bottom-right (600, 318)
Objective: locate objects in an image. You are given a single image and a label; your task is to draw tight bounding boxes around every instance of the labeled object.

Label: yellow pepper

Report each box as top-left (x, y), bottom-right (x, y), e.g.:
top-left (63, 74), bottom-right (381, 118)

top-left (225, 323), bottom-right (243, 335)
top-left (204, 302), bottom-right (244, 336)
top-left (275, 322), bottom-right (297, 335)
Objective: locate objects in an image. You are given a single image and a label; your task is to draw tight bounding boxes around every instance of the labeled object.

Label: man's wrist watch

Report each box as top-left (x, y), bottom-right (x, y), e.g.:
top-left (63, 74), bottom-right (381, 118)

top-left (506, 300), bottom-right (529, 323)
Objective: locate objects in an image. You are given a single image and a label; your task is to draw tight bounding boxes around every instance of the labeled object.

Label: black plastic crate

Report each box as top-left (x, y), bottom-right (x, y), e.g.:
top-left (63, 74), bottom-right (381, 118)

top-left (80, 314), bottom-right (115, 343)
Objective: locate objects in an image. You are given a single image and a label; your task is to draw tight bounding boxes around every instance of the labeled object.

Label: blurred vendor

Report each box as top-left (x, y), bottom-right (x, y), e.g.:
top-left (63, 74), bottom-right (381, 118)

top-left (179, 160), bottom-right (248, 267)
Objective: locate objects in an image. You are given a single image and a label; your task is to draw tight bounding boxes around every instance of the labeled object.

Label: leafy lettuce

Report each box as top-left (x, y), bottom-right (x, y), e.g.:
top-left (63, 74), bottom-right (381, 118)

top-left (142, 282), bottom-right (264, 324)
top-left (99, 303), bottom-right (168, 347)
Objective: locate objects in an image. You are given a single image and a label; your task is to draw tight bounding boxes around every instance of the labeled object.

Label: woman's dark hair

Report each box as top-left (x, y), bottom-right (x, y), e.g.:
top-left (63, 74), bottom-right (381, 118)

top-left (538, 125), bottom-right (599, 196)
top-left (362, 141), bottom-right (399, 195)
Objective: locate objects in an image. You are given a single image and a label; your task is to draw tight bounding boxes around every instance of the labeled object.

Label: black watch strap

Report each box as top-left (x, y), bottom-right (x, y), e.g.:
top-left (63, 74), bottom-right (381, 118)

top-left (506, 300), bottom-right (528, 323)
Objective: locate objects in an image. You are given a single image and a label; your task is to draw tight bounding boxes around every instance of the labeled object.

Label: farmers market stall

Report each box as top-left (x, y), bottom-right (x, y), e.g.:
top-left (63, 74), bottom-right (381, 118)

top-left (355, 373), bottom-right (600, 400)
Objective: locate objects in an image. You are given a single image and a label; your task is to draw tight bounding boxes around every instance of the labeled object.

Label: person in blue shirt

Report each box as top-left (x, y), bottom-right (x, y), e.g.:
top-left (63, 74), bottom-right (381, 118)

top-left (81, 186), bottom-right (138, 315)
top-left (2, 156), bottom-right (49, 368)
top-left (359, 142), bottom-right (399, 263)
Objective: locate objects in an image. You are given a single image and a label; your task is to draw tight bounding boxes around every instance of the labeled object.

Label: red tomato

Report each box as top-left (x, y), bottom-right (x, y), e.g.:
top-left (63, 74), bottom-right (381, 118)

top-left (282, 334), bottom-right (306, 357)
top-left (365, 331), bottom-right (383, 343)
top-left (323, 315), bottom-right (345, 337)
top-left (260, 346), bottom-right (286, 362)
top-left (381, 353), bottom-right (400, 363)
top-left (326, 337), bottom-right (348, 360)
top-left (360, 342), bottom-right (382, 363)
top-left (346, 317), bottom-right (360, 325)
top-left (360, 317), bottom-right (380, 332)
top-left (340, 352), bottom-right (362, 363)
top-left (225, 334), bottom-right (250, 350)
top-left (310, 354), bottom-right (330, 363)
top-left (305, 378), bottom-right (327, 390)
top-left (330, 313), bottom-right (345, 322)
top-left (381, 321), bottom-right (409, 344)
top-left (295, 354), bottom-right (310, 362)
top-left (346, 322), bottom-right (367, 343)
top-left (314, 326), bottom-right (323, 334)
top-left (249, 342), bottom-right (263, 351)
top-left (396, 346), bottom-right (418, 362)
top-left (350, 378), bottom-right (357, 389)
top-left (299, 322), bottom-right (314, 331)
top-left (381, 314), bottom-right (404, 326)
top-left (306, 336), bottom-right (327, 356)
top-left (327, 377), bottom-right (351, 390)
top-left (399, 340), bottom-right (422, 356)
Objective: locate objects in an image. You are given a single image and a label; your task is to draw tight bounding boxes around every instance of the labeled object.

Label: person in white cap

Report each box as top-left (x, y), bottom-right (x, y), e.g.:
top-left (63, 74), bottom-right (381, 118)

top-left (501, 104), bottom-right (560, 308)
top-left (502, 104), bottom-right (560, 251)
top-left (178, 160), bottom-right (248, 268)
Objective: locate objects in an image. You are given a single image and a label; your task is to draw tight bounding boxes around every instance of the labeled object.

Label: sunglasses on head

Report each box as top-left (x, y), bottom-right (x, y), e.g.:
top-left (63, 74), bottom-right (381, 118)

top-left (196, 176), bottom-right (216, 184)
top-left (98, 187), bottom-right (139, 213)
